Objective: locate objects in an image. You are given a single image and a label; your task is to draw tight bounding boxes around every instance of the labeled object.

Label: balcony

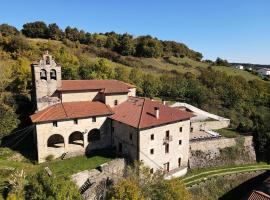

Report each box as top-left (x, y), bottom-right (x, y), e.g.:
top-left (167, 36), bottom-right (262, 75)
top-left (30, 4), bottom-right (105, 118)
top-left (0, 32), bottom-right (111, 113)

top-left (163, 135), bottom-right (173, 144)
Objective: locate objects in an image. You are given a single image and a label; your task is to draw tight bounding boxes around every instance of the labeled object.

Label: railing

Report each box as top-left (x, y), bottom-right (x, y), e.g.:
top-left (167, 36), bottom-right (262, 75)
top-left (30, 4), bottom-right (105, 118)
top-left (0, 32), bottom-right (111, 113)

top-left (163, 135), bottom-right (173, 143)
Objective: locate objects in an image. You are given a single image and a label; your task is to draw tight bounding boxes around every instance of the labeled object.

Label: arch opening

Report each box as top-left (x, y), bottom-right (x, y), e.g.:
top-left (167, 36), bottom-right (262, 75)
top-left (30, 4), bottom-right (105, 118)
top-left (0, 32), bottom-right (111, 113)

top-left (69, 131), bottom-right (84, 146)
top-left (88, 129), bottom-right (101, 142)
top-left (47, 134), bottom-right (64, 148)
top-left (40, 69), bottom-right (47, 80)
top-left (50, 69), bottom-right (57, 80)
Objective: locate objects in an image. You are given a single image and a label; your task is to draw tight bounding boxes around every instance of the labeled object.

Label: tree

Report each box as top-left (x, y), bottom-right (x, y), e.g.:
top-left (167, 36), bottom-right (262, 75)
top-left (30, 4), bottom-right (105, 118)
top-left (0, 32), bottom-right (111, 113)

top-left (0, 24), bottom-right (19, 36)
top-left (136, 35), bottom-right (163, 57)
top-left (25, 171), bottom-right (82, 200)
top-left (47, 23), bottom-right (63, 40)
top-left (151, 179), bottom-right (191, 200)
top-left (21, 21), bottom-right (48, 38)
top-left (115, 65), bottom-right (130, 82)
top-left (108, 162), bottom-right (191, 200)
top-left (4, 35), bottom-right (30, 52)
top-left (215, 57), bottom-right (230, 67)
top-left (65, 26), bottom-right (80, 41)
top-left (142, 74), bottom-right (161, 97)
top-left (116, 33), bottom-right (136, 56)
top-left (109, 179), bottom-right (145, 200)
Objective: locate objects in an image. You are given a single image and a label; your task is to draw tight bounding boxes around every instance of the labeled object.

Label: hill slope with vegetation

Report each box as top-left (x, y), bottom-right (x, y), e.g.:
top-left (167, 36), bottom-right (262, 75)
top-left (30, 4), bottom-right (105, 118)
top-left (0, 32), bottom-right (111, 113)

top-left (0, 21), bottom-right (269, 164)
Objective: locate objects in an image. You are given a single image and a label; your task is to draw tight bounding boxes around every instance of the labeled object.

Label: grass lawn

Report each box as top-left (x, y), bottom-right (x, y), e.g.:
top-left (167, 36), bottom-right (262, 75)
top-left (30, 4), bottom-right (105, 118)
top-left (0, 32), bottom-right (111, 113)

top-left (0, 147), bottom-right (113, 197)
top-left (215, 128), bottom-right (240, 138)
top-left (182, 163), bottom-right (270, 187)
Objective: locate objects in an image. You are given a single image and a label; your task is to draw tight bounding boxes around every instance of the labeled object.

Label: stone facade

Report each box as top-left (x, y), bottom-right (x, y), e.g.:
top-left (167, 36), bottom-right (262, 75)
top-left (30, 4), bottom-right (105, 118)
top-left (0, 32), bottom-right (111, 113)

top-left (112, 119), bottom-right (190, 174)
top-left (35, 116), bottom-right (111, 163)
top-left (31, 52), bottom-right (62, 111)
top-left (139, 120), bottom-right (190, 173)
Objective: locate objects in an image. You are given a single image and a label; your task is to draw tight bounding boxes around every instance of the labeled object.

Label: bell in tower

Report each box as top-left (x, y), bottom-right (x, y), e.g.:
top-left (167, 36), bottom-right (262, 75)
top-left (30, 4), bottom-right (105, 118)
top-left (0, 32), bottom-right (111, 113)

top-left (31, 51), bottom-right (62, 111)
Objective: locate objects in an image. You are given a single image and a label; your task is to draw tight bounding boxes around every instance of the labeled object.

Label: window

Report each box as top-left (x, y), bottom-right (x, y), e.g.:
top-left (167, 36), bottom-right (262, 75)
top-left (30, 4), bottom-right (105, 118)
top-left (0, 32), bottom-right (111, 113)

top-left (179, 140), bottom-right (182, 145)
top-left (150, 168), bottom-right (154, 174)
top-left (53, 121), bottom-right (58, 127)
top-left (178, 157), bottom-right (181, 167)
top-left (164, 162), bottom-right (170, 172)
top-left (74, 119), bottom-right (78, 124)
top-left (114, 100), bottom-right (118, 106)
top-left (151, 134), bottom-right (154, 140)
top-left (166, 130), bottom-right (169, 139)
top-left (150, 148), bottom-right (154, 154)
top-left (179, 127), bottom-right (183, 132)
top-left (165, 143), bottom-right (169, 153)
top-left (92, 117), bottom-right (96, 122)
top-left (190, 127), bottom-right (193, 132)
top-left (129, 133), bottom-right (133, 141)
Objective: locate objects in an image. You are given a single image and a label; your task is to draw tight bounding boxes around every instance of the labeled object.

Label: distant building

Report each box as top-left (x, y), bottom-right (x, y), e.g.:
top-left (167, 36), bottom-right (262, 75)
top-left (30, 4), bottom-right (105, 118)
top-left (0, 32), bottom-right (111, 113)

top-left (235, 65), bottom-right (244, 70)
top-left (257, 68), bottom-right (270, 77)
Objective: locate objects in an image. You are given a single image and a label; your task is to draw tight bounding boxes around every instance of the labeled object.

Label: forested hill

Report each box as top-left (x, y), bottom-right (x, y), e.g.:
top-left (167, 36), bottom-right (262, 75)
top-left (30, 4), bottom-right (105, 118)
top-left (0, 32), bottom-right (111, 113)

top-left (0, 21), bottom-right (270, 162)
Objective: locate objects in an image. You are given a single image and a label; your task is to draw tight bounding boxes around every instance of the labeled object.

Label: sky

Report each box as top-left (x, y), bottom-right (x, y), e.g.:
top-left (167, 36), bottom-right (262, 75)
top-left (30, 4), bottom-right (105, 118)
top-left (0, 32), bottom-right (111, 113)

top-left (1, 0), bottom-right (270, 64)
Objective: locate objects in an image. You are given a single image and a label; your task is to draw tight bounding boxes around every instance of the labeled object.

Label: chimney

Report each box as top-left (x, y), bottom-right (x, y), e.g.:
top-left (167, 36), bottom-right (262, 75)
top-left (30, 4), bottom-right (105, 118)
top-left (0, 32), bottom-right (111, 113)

top-left (162, 99), bottom-right (166, 105)
top-left (154, 107), bottom-right (159, 119)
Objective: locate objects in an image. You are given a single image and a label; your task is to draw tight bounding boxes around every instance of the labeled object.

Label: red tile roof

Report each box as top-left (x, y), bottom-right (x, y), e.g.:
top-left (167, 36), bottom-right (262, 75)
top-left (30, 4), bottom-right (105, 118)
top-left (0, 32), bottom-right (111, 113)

top-left (31, 101), bottom-right (113, 123)
top-left (248, 191), bottom-right (270, 200)
top-left (58, 80), bottom-right (135, 94)
top-left (109, 97), bottom-right (194, 129)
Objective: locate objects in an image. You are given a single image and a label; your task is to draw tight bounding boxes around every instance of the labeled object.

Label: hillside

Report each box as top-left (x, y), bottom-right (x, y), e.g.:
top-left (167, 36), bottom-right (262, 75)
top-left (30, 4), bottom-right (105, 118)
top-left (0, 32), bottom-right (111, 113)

top-left (0, 22), bottom-right (270, 164)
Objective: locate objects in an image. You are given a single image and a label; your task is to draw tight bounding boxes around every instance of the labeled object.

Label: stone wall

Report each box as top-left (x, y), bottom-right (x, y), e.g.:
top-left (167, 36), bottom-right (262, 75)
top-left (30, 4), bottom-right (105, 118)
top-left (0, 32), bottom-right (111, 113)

top-left (139, 120), bottom-right (190, 172)
top-left (191, 120), bottom-right (230, 132)
top-left (71, 158), bottom-right (126, 200)
top-left (189, 136), bottom-right (256, 169)
top-left (36, 116), bottom-right (111, 163)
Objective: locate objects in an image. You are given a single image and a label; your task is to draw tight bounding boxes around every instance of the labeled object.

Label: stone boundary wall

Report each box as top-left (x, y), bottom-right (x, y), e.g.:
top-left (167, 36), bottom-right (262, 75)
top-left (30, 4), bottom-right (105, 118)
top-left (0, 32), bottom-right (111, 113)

top-left (189, 136), bottom-right (256, 169)
top-left (71, 158), bottom-right (126, 200)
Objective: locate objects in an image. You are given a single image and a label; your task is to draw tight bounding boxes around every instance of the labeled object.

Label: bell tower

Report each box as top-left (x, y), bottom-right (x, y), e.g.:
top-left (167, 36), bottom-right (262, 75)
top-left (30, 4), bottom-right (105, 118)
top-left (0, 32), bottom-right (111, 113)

top-left (31, 51), bottom-right (62, 111)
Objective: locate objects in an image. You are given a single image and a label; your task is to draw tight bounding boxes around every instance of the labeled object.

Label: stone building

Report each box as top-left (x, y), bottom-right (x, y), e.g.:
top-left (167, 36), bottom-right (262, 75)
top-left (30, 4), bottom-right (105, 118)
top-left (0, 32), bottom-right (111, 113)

top-left (30, 53), bottom-right (193, 177)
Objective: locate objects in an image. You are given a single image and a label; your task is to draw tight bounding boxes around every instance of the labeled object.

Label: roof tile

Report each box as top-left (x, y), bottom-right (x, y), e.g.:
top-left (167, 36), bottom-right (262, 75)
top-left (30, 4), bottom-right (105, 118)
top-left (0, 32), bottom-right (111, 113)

top-left (31, 101), bottom-right (113, 123)
top-left (109, 97), bottom-right (194, 129)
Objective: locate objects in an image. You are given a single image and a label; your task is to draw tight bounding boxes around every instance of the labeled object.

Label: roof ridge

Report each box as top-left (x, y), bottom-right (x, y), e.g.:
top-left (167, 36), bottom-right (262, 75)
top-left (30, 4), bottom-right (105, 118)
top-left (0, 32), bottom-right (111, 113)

top-left (61, 102), bottom-right (69, 118)
top-left (138, 98), bottom-right (146, 128)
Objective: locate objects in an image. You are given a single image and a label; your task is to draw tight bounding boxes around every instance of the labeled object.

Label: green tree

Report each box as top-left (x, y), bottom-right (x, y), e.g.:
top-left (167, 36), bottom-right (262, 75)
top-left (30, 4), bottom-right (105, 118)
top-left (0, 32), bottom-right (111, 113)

top-left (21, 21), bottom-right (48, 38)
top-left (47, 23), bottom-right (63, 40)
top-left (142, 74), bottom-right (160, 97)
top-left (0, 24), bottom-right (19, 36)
top-left (151, 179), bottom-right (191, 200)
top-left (25, 171), bottom-right (82, 200)
top-left (109, 179), bottom-right (145, 200)
top-left (65, 26), bottom-right (80, 41)
top-left (136, 35), bottom-right (163, 57)
top-left (115, 65), bottom-right (130, 82)
top-left (116, 33), bottom-right (136, 56)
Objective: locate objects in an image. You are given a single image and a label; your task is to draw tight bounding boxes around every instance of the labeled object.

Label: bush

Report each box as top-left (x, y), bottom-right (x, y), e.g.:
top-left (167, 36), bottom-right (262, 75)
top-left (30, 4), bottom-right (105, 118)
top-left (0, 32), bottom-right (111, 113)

top-left (25, 171), bottom-right (82, 200)
top-left (45, 154), bottom-right (54, 162)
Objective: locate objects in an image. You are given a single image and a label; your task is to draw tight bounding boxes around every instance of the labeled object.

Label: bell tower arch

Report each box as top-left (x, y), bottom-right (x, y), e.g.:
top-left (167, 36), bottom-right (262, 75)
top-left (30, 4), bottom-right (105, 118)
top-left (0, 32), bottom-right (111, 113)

top-left (31, 51), bottom-right (62, 111)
